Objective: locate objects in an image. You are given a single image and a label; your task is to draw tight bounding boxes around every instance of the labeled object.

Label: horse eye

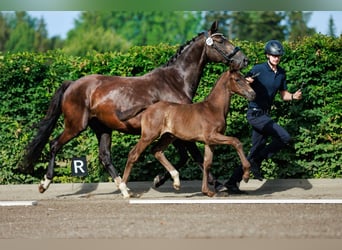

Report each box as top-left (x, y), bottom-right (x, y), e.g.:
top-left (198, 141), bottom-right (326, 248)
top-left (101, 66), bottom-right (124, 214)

top-left (217, 37), bottom-right (224, 43)
top-left (213, 37), bottom-right (223, 43)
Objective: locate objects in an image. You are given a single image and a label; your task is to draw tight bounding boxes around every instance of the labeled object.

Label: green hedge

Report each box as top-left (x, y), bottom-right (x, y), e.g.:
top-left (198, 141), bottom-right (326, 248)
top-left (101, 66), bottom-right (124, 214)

top-left (0, 34), bottom-right (341, 184)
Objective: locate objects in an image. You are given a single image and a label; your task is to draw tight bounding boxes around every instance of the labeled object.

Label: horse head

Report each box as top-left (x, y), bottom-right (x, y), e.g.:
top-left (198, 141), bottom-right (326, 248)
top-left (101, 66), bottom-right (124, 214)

top-left (205, 21), bottom-right (248, 70)
top-left (229, 70), bottom-right (255, 101)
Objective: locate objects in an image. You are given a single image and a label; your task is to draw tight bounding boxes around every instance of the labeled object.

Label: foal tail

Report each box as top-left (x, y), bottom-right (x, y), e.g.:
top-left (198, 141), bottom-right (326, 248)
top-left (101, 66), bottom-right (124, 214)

top-left (18, 80), bottom-right (73, 174)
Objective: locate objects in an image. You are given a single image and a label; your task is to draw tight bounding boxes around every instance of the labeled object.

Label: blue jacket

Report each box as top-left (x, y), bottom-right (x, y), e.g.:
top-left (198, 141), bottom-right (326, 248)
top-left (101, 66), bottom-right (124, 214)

top-left (248, 62), bottom-right (287, 111)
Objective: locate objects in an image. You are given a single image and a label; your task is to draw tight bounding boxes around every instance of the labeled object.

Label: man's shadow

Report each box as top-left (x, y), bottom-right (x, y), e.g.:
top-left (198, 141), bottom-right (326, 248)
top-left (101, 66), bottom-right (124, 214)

top-left (243, 179), bottom-right (313, 196)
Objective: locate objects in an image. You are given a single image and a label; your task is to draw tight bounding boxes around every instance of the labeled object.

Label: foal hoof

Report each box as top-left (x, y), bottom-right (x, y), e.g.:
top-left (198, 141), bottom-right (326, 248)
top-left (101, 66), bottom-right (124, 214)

top-left (38, 184), bottom-right (46, 193)
top-left (202, 190), bottom-right (215, 197)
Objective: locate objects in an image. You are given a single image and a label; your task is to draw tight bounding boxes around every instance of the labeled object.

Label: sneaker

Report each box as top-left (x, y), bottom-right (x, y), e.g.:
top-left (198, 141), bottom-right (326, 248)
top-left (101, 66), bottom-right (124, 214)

top-left (249, 158), bottom-right (263, 181)
top-left (225, 183), bottom-right (247, 195)
top-left (214, 181), bottom-right (228, 192)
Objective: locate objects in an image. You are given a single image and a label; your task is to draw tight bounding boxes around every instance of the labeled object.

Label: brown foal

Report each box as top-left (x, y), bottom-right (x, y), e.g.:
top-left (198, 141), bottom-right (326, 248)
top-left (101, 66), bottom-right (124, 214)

top-left (119, 70), bottom-right (256, 198)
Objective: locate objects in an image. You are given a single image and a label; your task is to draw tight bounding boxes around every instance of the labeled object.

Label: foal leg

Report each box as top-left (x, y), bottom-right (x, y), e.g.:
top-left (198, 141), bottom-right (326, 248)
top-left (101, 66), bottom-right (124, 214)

top-left (153, 139), bottom-right (187, 188)
top-left (183, 141), bottom-right (224, 189)
top-left (151, 135), bottom-right (180, 190)
top-left (209, 133), bottom-right (251, 182)
top-left (153, 140), bottom-right (221, 189)
top-left (120, 136), bottom-right (156, 198)
top-left (201, 145), bottom-right (216, 197)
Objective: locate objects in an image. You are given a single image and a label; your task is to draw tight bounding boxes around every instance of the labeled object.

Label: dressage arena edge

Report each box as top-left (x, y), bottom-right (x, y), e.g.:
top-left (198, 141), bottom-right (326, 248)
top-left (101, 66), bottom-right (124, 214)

top-left (0, 200), bottom-right (38, 206)
top-left (129, 199), bottom-right (342, 204)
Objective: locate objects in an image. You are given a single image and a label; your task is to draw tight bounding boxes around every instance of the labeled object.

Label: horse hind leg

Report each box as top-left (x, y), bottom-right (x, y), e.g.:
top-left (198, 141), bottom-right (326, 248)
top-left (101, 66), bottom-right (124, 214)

top-left (38, 131), bottom-right (74, 193)
top-left (39, 118), bottom-right (87, 193)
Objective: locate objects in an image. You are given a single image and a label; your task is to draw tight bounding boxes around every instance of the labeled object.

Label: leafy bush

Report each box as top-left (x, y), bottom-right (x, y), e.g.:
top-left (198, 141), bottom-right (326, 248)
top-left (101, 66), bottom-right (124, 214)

top-left (0, 34), bottom-right (341, 184)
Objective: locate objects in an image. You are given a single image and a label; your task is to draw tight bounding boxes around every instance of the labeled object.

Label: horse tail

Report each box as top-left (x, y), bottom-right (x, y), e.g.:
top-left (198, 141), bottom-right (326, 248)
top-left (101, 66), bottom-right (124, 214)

top-left (18, 80), bottom-right (73, 174)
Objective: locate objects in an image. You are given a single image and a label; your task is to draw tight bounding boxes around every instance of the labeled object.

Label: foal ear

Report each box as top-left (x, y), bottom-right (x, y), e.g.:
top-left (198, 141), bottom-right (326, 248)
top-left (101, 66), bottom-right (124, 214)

top-left (209, 21), bottom-right (219, 34)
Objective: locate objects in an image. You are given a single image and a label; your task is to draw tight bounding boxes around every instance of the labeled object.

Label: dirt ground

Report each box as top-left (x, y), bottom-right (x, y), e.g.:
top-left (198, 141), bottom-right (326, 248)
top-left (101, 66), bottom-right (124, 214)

top-left (1, 179), bottom-right (342, 243)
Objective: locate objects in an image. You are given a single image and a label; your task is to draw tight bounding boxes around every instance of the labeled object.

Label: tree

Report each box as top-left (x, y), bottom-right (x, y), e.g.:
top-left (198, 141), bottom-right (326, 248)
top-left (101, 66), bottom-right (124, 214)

top-left (231, 11), bottom-right (286, 41)
top-left (285, 11), bottom-right (316, 41)
top-left (34, 17), bottom-right (50, 52)
top-left (2, 11), bottom-right (52, 53)
top-left (63, 26), bottom-right (131, 56)
top-left (5, 12), bottom-right (35, 52)
top-left (201, 11), bottom-right (232, 38)
top-left (327, 15), bottom-right (336, 37)
top-left (63, 11), bottom-right (202, 55)
top-left (0, 13), bottom-right (10, 51)
top-left (202, 11), bottom-right (286, 42)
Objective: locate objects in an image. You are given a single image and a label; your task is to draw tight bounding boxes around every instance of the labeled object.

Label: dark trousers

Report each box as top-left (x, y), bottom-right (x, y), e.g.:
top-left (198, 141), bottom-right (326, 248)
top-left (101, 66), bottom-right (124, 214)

top-left (227, 109), bottom-right (291, 185)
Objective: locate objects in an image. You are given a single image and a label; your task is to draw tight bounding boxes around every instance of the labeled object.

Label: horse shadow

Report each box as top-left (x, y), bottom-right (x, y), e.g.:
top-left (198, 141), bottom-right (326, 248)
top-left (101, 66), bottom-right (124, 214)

top-left (53, 179), bottom-right (313, 198)
top-left (241, 179), bottom-right (313, 196)
top-left (55, 183), bottom-right (117, 198)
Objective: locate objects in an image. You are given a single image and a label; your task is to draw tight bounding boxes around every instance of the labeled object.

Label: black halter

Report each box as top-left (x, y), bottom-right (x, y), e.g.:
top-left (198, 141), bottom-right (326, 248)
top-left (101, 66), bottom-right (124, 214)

top-left (205, 32), bottom-right (241, 63)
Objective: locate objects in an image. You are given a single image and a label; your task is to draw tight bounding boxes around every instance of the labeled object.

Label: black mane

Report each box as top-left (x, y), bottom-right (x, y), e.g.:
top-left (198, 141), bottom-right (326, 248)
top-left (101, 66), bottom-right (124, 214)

top-left (163, 32), bottom-right (204, 67)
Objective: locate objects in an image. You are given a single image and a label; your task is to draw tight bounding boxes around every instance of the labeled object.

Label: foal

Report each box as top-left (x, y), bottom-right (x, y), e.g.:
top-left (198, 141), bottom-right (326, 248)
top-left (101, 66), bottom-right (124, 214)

top-left (119, 70), bottom-right (256, 198)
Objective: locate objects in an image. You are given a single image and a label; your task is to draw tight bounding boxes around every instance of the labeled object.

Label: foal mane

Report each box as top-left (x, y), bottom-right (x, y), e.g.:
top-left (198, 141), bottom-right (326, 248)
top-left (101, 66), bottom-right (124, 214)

top-left (163, 32), bottom-right (204, 67)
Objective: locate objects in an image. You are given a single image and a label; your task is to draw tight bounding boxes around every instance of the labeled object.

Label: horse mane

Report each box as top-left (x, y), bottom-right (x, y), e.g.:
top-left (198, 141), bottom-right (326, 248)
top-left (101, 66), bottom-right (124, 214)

top-left (163, 32), bottom-right (205, 67)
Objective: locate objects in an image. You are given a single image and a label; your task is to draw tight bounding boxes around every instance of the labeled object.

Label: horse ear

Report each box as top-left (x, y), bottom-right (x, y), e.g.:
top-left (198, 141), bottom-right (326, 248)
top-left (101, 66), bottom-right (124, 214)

top-left (209, 21), bottom-right (219, 34)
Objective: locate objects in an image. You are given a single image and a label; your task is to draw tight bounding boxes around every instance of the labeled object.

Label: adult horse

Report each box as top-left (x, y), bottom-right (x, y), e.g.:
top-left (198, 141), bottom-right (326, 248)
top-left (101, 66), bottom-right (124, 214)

top-left (19, 21), bottom-right (248, 193)
top-left (119, 69), bottom-right (256, 198)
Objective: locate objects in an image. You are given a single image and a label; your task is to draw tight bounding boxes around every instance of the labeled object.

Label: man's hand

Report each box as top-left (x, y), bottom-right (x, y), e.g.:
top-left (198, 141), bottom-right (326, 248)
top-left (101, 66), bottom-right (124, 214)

top-left (293, 89), bottom-right (302, 100)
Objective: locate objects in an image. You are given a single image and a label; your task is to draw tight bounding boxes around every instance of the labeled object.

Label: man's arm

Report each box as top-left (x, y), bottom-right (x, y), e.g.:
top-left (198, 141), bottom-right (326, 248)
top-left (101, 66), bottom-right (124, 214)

top-left (280, 89), bottom-right (302, 101)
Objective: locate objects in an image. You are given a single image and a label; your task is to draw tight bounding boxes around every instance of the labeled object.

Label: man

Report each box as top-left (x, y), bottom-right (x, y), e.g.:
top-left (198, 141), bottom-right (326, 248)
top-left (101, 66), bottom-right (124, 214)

top-left (225, 40), bottom-right (302, 194)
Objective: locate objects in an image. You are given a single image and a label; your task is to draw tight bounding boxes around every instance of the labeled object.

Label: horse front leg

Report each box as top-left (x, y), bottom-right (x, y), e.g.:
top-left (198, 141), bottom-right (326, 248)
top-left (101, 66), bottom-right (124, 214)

top-left (201, 145), bottom-right (215, 197)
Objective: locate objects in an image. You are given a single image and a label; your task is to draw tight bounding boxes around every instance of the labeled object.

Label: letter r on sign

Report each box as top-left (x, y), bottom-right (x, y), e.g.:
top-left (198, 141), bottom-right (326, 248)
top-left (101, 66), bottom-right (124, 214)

top-left (71, 157), bottom-right (88, 176)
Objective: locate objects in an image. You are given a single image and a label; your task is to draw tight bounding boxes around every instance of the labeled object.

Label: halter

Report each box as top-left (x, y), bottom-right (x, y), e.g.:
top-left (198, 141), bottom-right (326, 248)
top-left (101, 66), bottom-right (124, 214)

top-left (205, 32), bottom-right (241, 63)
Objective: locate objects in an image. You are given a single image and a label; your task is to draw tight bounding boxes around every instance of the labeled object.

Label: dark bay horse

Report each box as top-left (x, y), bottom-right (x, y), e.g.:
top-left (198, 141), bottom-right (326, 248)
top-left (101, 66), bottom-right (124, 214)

top-left (19, 21), bottom-right (248, 193)
top-left (119, 70), bottom-right (256, 198)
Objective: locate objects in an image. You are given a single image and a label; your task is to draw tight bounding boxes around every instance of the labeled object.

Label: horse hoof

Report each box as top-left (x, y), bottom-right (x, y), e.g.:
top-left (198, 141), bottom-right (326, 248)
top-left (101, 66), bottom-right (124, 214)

top-left (38, 184), bottom-right (46, 193)
top-left (153, 175), bottom-right (165, 188)
top-left (122, 193), bottom-right (131, 199)
top-left (173, 184), bottom-right (181, 190)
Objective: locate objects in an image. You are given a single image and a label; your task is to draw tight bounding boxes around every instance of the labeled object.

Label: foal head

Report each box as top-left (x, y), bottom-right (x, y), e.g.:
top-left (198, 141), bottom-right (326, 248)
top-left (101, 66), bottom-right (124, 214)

top-left (205, 21), bottom-right (248, 70)
top-left (228, 70), bottom-right (256, 101)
